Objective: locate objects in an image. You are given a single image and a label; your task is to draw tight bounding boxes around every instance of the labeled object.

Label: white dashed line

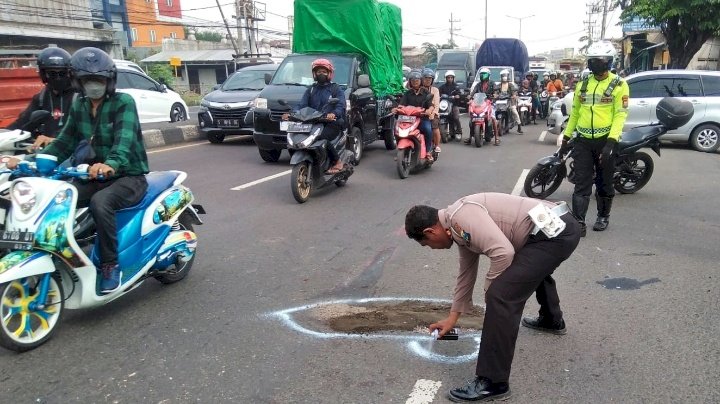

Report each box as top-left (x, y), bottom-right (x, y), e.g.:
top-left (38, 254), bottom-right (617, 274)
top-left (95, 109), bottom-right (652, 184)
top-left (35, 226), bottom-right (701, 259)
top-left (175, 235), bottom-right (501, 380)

top-left (406, 379), bottom-right (442, 404)
top-left (512, 168), bottom-right (529, 196)
top-left (230, 170), bottom-right (291, 190)
top-left (539, 130), bottom-right (547, 142)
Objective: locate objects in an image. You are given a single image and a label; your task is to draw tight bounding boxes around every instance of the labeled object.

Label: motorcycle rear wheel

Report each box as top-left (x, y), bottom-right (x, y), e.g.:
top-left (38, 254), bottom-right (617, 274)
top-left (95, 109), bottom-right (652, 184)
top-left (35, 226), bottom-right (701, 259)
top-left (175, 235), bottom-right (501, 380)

top-left (524, 163), bottom-right (567, 199)
top-left (291, 162), bottom-right (312, 203)
top-left (0, 274), bottom-right (63, 352)
top-left (396, 149), bottom-right (411, 179)
top-left (154, 214), bottom-right (196, 284)
top-left (614, 151), bottom-right (654, 194)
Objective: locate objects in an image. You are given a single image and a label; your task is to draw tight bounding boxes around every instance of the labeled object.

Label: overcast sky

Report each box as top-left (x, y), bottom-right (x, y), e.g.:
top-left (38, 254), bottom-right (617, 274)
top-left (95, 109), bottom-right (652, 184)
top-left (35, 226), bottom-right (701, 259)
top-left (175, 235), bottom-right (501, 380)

top-left (181, 0), bottom-right (623, 55)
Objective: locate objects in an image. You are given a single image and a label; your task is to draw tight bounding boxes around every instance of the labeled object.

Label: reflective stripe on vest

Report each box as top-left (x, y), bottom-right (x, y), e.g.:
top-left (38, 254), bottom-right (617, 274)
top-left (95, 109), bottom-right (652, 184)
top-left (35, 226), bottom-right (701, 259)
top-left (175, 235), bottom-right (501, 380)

top-left (577, 126), bottom-right (611, 137)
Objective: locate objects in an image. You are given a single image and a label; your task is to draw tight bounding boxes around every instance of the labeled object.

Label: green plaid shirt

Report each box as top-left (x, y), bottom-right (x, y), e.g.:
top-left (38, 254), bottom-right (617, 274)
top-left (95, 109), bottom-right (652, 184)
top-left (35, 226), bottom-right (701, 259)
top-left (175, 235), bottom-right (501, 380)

top-left (44, 92), bottom-right (149, 176)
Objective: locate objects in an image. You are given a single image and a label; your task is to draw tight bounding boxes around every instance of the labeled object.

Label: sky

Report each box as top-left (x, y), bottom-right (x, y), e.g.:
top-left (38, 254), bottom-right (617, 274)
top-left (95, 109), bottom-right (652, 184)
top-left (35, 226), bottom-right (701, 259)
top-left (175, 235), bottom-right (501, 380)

top-left (180, 0), bottom-right (624, 55)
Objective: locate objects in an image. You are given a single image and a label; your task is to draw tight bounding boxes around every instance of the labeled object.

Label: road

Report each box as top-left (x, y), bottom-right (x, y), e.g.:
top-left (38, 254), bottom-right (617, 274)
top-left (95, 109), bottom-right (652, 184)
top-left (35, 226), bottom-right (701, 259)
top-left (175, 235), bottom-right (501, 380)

top-left (1, 118), bottom-right (718, 403)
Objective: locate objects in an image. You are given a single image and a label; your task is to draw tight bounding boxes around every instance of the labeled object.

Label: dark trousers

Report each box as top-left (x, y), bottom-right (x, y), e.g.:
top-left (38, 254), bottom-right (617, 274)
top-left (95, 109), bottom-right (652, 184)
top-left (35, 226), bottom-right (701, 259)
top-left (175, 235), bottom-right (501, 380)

top-left (450, 106), bottom-right (462, 134)
top-left (75, 176), bottom-right (148, 266)
top-left (572, 137), bottom-right (616, 199)
top-left (475, 213), bottom-right (581, 383)
top-left (319, 121), bottom-right (342, 163)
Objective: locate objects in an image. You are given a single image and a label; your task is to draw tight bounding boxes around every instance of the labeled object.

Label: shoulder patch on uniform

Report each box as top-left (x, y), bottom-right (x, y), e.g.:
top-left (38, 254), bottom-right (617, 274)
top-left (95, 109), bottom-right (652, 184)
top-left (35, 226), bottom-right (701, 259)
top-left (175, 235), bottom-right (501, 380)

top-left (452, 223), bottom-right (471, 242)
top-left (622, 95), bottom-right (629, 108)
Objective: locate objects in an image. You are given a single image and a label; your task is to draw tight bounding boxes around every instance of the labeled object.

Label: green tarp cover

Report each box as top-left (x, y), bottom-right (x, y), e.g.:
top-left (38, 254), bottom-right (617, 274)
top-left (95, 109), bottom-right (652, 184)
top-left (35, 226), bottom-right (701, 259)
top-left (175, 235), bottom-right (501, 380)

top-left (292, 0), bottom-right (403, 96)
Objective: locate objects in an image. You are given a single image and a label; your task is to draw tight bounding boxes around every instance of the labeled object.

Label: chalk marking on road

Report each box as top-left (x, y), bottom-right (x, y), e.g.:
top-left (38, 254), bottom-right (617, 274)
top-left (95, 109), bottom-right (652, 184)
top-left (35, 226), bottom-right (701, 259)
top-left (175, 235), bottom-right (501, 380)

top-left (512, 169), bottom-right (530, 196)
top-left (539, 130), bottom-right (547, 142)
top-left (231, 170), bottom-right (291, 190)
top-left (406, 379), bottom-right (442, 404)
top-left (147, 142), bottom-right (208, 154)
top-left (266, 297), bottom-right (482, 363)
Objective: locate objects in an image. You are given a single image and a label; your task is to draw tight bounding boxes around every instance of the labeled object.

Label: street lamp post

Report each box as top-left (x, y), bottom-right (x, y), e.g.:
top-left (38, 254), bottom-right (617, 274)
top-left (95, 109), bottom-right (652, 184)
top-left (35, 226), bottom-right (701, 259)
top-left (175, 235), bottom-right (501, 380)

top-left (506, 14), bottom-right (535, 41)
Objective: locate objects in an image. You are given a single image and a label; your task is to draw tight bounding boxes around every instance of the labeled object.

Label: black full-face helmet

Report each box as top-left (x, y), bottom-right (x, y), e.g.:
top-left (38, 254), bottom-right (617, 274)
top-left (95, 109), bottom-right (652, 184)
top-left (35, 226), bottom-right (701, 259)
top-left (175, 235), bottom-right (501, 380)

top-left (37, 47), bottom-right (71, 84)
top-left (70, 47), bottom-right (117, 96)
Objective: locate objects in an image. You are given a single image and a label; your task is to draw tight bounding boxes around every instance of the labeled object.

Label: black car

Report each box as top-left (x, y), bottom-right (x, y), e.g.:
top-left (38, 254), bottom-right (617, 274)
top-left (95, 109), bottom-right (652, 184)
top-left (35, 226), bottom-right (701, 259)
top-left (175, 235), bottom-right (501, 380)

top-left (198, 63), bottom-right (279, 143)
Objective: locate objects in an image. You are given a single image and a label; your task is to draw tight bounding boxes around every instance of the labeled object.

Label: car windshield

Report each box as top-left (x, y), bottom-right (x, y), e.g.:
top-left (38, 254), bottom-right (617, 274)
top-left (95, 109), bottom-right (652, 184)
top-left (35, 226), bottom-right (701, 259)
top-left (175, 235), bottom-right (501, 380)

top-left (271, 55), bottom-right (353, 87)
top-left (222, 69), bottom-right (272, 91)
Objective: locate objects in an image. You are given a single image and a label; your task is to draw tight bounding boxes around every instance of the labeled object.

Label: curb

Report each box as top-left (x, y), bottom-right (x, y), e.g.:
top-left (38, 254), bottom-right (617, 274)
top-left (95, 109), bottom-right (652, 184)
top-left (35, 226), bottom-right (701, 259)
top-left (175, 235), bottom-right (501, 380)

top-left (142, 125), bottom-right (202, 149)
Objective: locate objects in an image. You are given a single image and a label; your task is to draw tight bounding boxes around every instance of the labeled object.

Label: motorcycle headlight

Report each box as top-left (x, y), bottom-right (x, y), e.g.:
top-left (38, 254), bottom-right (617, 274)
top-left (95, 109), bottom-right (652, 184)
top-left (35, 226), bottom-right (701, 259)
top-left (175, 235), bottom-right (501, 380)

top-left (384, 99), bottom-right (394, 109)
top-left (255, 97), bottom-right (268, 109)
top-left (439, 100), bottom-right (449, 110)
top-left (12, 180), bottom-right (36, 214)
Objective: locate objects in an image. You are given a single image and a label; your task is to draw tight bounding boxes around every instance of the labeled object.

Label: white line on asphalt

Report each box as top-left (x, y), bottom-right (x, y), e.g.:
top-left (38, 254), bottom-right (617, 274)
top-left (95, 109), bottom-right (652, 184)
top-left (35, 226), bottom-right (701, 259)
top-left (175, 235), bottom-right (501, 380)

top-left (406, 379), bottom-right (442, 404)
top-left (147, 142), bottom-right (208, 154)
top-left (230, 170), bottom-right (291, 190)
top-left (539, 130), bottom-right (547, 142)
top-left (512, 169), bottom-right (529, 196)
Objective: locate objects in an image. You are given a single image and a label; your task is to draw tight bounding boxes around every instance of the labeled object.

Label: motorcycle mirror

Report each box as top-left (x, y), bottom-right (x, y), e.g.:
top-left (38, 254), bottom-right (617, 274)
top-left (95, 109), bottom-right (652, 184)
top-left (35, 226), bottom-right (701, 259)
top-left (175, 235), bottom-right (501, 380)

top-left (22, 110), bottom-right (51, 132)
top-left (328, 97), bottom-right (339, 106)
top-left (264, 73), bottom-right (272, 85)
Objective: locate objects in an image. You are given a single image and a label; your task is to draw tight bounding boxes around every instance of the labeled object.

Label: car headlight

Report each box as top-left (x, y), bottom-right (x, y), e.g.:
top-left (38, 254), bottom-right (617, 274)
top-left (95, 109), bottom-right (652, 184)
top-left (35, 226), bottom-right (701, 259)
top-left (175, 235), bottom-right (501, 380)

top-left (255, 98), bottom-right (268, 109)
top-left (12, 181), bottom-right (36, 214)
top-left (200, 99), bottom-right (210, 108)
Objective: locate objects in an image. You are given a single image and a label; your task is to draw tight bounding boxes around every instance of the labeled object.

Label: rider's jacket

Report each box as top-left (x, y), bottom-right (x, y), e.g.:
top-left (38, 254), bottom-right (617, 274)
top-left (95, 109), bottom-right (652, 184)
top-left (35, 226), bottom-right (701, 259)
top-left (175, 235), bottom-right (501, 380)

top-left (439, 82), bottom-right (459, 96)
top-left (564, 72), bottom-right (629, 142)
top-left (295, 81), bottom-right (346, 121)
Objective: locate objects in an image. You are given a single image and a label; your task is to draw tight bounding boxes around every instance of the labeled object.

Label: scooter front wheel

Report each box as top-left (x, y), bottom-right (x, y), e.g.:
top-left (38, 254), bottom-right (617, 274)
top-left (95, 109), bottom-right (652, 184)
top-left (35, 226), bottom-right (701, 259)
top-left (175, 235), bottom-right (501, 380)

top-left (0, 274), bottom-right (64, 352)
top-left (291, 162), bottom-right (312, 203)
top-left (396, 148), bottom-right (411, 179)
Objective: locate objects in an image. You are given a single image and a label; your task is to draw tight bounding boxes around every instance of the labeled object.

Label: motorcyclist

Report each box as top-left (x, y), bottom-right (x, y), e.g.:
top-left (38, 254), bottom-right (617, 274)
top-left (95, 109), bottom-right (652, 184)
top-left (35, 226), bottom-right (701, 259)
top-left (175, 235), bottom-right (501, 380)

top-left (394, 69), bottom-right (434, 161)
top-left (542, 72), bottom-right (550, 87)
top-left (421, 68), bottom-right (442, 153)
top-left (562, 41), bottom-right (629, 235)
top-left (467, 67), bottom-right (498, 144)
top-left (565, 72), bottom-right (576, 91)
top-left (8, 47), bottom-right (150, 294)
top-left (6, 46), bottom-right (78, 148)
top-left (495, 69), bottom-right (523, 134)
top-left (282, 58), bottom-right (346, 174)
top-left (438, 70), bottom-right (463, 140)
top-left (547, 72), bottom-right (564, 95)
top-left (525, 72), bottom-right (540, 119)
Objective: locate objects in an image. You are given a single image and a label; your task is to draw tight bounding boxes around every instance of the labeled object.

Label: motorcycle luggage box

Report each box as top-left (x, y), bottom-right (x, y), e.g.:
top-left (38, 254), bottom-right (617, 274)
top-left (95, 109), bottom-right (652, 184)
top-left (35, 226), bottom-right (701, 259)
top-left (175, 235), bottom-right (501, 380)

top-left (656, 97), bottom-right (693, 130)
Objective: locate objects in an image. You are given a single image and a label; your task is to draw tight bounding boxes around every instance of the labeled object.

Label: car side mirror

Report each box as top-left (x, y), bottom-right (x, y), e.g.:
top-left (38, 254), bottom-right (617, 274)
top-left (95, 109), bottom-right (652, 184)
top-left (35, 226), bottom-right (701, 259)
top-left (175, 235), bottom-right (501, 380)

top-left (159, 84), bottom-right (167, 92)
top-left (357, 74), bottom-right (370, 88)
top-left (212, 84), bottom-right (220, 91)
top-left (264, 73), bottom-right (272, 85)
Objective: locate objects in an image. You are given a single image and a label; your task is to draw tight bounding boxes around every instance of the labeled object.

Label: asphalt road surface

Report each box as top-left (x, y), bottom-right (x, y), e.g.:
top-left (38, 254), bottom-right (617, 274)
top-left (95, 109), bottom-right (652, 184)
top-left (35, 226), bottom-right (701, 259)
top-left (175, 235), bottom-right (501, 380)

top-left (1, 117), bottom-right (718, 403)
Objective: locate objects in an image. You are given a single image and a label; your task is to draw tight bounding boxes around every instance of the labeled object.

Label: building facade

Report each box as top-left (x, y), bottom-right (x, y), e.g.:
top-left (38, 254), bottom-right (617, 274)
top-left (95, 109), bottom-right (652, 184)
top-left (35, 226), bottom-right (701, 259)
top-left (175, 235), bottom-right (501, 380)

top-left (126, 0), bottom-right (184, 48)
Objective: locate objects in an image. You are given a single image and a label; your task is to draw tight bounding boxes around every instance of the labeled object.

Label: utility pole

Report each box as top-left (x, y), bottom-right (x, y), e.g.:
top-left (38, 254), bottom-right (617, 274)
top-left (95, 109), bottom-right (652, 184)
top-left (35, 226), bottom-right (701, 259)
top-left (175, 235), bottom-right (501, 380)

top-left (484, 0), bottom-right (488, 40)
top-left (449, 13), bottom-right (460, 47)
top-left (506, 14), bottom-right (534, 42)
top-left (288, 15), bottom-right (294, 50)
top-left (600, 0), bottom-right (610, 39)
top-left (232, 0), bottom-right (244, 55)
top-left (216, 0), bottom-right (239, 56)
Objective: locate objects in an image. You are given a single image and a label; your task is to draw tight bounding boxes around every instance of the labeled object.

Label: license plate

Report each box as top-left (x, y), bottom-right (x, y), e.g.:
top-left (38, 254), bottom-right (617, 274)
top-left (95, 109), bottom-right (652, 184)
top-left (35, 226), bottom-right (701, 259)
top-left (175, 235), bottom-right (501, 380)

top-left (472, 117), bottom-right (484, 122)
top-left (398, 115), bottom-right (416, 123)
top-left (217, 118), bottom-right (240, 128)
top-left (286, 122), bottom-right (312, 132)
top-left (0, 230), bottom-right (34, 250)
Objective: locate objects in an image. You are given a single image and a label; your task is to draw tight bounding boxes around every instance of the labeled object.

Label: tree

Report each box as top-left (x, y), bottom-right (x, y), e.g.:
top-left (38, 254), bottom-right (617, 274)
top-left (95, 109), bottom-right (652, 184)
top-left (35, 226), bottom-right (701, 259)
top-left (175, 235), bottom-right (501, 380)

top-left (147, 64), bottom-right (175, 87)
top-left (421, 41), bottom-right (458, 65)
top-left (618, 0), bottom-right (720, 68)
top-left (195, 31), bottom-right (223, 42)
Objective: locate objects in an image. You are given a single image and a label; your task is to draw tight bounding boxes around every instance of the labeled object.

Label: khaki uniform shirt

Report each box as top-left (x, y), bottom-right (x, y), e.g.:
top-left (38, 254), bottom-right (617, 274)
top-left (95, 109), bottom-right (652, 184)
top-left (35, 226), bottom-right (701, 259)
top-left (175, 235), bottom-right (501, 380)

top-left (438, 193), bottom-right (555, 314)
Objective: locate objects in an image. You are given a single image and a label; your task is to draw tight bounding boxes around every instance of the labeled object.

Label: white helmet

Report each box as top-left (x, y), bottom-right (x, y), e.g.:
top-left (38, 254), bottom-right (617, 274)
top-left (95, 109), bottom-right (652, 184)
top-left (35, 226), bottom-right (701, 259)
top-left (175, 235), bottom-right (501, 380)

top-left (500, 69), bottom-right (509, 82)
top-left (445, 70), bottom-right (456, 78)
top-left (586, 41), bottom-right (617, 60)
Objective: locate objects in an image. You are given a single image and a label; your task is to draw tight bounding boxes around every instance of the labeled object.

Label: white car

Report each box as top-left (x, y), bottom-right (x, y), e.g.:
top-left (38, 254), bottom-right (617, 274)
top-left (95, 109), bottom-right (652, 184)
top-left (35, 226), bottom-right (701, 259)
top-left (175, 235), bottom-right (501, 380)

top-left (115, 67), bottom-right (189, 124)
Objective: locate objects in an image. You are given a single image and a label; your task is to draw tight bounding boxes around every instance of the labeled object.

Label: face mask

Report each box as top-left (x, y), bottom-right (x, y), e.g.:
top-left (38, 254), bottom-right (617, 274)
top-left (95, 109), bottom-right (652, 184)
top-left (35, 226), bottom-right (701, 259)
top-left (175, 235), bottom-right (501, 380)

top-left (83, 81), bottom-right (106, 100)
top-left (588, 59), bottom-right (608, 75)
top-left (315, 73), bottom-right (329, 84)
top-left (49, 77), bottom-right (71, 93)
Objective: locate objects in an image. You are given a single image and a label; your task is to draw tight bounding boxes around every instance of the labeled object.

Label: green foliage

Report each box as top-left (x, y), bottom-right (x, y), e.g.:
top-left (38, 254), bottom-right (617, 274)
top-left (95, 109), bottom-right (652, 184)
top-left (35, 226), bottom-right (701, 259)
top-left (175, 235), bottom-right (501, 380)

top-left (195, 31), bottom-right (223, 42)
top-left (618, 0), bottom-right (720, 68)
top-left (147, 64), bottom-right (175, 87)
top-left (421, 41), bottom-right (457, 64)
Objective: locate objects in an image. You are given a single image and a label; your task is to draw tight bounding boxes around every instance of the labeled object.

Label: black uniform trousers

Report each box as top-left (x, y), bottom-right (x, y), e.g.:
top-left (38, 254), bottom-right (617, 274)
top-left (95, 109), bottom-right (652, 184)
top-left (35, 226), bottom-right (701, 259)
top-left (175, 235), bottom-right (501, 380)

top-left (75, 175), bottom-right (148, 266)
top-left (475, 213), bottom-right (582, 383)
top-left (572, 136), bottom-right (616, 199)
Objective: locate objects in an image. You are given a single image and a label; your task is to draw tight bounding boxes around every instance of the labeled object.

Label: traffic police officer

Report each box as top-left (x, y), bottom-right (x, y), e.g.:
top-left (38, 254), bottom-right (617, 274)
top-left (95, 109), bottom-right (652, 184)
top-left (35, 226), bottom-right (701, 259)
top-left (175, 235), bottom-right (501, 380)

top-left (405, 192), bottom-right (582, 402)
top-left (563, 41), bottom-right (629, 235)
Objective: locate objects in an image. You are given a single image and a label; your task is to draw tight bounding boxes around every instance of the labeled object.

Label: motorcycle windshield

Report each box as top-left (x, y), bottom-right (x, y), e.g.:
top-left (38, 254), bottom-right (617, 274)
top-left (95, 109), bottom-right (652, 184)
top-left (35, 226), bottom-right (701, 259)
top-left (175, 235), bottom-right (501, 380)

top-left (472, 93), bottom-right (487, 104)
top-left (291, 107), bottom-right (324, 122)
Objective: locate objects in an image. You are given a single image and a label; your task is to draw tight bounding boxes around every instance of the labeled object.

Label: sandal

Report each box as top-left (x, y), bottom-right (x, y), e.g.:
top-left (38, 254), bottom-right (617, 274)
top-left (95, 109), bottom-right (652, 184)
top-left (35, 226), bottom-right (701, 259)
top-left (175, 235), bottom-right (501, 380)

top-left (494, 139), bottom-right (501, 146)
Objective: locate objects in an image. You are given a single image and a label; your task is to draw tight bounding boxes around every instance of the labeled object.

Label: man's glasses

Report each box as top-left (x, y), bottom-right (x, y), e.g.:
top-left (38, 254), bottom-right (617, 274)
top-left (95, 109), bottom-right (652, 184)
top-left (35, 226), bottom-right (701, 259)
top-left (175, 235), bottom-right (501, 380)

top-left (46, 71), bottom-right (68, 79)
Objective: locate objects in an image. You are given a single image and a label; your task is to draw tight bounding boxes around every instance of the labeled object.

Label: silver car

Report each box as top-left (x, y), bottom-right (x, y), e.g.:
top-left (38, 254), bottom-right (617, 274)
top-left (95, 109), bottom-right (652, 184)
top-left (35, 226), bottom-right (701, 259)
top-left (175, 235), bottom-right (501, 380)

top-left (624, 70), bottom-right (720, 152)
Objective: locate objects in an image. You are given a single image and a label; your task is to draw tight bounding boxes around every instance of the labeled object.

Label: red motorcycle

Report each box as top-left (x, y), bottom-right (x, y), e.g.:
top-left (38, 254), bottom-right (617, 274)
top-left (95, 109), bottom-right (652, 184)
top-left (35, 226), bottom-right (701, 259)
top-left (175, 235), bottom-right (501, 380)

top-left (394, 106), bottom-right (439, 179)
top-left (467, 93), bottom-right (498, 147)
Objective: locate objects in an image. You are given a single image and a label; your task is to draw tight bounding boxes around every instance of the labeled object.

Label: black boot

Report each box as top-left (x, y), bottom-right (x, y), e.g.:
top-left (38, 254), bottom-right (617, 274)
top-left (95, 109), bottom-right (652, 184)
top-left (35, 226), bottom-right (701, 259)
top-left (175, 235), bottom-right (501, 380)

top-left (572, 195), bottom-right (589, 237)
top-left (593, 196), bottom-right (613, 231)
top-left (448, 376), bottom-right (511, 402)
top-left (517, 123), bottom-right (523, 134)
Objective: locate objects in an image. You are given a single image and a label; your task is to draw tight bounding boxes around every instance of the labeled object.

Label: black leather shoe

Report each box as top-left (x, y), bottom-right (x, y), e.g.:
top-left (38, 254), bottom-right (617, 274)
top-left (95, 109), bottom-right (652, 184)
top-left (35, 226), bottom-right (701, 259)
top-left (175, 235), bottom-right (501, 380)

top-left (593, 216), bottom-right (609, 231)
top-left (579, 221), bottom-right (587, 237)
top-left (521, 316), bottom-right (567, 335)
top-left (448, 377), bottom-right (510, 402)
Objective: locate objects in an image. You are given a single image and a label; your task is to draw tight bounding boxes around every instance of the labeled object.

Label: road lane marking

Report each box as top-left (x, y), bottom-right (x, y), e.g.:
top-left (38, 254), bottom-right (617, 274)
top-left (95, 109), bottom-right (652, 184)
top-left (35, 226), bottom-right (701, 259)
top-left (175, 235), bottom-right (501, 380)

top-left (147, 142), bottom-right (208, 154)
top-left (539, 130), bottom-right (547, 142)
top-left (512, 169), bottom-right (529, 196)
top-left (231, 170), bottom-right (291, 190)
top-left (406, 379), bottom-right (442, 404)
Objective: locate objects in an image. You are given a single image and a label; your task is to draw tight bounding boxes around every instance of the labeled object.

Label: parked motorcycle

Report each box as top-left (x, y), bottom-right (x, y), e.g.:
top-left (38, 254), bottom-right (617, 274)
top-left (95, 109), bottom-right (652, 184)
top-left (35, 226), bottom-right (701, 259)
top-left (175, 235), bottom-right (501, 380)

top-left (467, 92), bottom-right (496, 147)
top-left (518, 91), bottom-right (535, 125)
top-left (439, 93), bottom-right (462, 143)
top-left (395, 105), bottom-right (438, 179)
top-left (284, 101), bottom-right (355, 203)
top-left (524, 97), bottom-right (694, 199)
top-left (0, 155), bottom-right (205, 352)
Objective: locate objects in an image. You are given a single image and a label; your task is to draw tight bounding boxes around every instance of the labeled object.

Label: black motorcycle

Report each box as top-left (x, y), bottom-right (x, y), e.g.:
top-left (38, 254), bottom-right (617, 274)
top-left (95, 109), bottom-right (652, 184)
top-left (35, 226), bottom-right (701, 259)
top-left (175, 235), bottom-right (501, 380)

top-left (524, 97), bottom-right (694, 199)
top-left (439, 92), bottom-right (462, 143)
top-left (494, 95), bottom-right (514, 135)
top-left (283, 99), bottom-right (356, 203)
top-left (539, 90), bottom-right (550, 119)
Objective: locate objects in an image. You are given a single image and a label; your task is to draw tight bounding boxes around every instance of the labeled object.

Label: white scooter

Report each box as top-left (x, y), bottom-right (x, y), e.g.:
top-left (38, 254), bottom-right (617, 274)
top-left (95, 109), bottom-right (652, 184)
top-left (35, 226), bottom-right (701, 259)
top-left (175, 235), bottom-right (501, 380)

top-left (0, 155), bottom-right (205, 352)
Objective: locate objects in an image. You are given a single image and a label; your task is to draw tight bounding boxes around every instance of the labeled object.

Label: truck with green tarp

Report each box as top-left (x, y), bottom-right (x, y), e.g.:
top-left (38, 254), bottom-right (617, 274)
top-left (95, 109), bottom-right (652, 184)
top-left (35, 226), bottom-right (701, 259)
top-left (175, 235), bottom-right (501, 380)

top-left (252, 0), bottom-right (403, 163)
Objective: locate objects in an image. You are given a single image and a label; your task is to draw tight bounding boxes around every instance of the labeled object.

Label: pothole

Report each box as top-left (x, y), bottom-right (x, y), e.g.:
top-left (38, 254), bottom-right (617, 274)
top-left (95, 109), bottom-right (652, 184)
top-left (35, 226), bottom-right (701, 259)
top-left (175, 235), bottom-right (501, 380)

top-left (293, 300), bottom-right (485, 334)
